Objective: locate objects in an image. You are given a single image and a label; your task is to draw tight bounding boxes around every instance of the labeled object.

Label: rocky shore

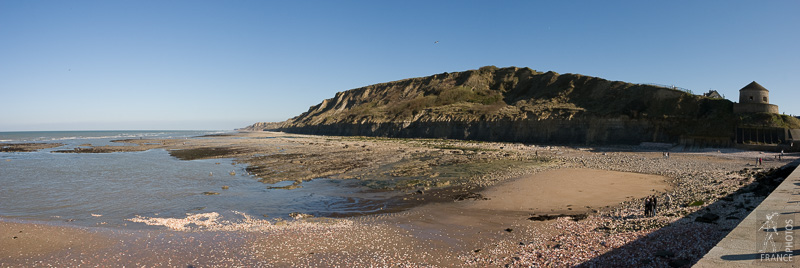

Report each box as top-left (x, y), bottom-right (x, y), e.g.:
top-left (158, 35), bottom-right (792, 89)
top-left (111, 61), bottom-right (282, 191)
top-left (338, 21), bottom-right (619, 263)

top-left (0, 143), bottom-right (64, 152)
top-left (47, 132), bottom-right (550, 202)
top-left (2, 131), bottom-right (797, 267)
top-left (464, 148), bottom-right (795, 267)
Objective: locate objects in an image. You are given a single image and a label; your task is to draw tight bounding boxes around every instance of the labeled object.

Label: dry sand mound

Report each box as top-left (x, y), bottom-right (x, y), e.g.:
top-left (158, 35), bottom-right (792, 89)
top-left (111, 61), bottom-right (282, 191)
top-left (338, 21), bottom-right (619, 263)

top-left (469, 168), bottom-right (670, 214)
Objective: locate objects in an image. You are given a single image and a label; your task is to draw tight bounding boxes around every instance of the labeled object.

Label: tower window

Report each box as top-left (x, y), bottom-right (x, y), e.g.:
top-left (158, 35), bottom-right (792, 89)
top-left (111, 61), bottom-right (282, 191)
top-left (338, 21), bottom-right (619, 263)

top-left (749, 96), bottom-right (754, 100)
top-left (763, 97), bottom-right (767, 102)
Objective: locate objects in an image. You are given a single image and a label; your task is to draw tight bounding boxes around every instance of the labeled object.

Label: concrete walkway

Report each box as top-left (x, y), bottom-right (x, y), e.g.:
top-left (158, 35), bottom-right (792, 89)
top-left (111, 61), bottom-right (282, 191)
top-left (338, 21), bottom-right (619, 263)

top-left (696, 160), bottom-right (800, 267)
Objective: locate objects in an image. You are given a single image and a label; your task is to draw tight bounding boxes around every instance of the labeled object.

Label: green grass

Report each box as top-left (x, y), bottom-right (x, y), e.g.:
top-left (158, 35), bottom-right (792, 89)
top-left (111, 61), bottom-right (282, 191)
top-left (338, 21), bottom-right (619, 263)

top-left (738, 113), bottom-right (800, 129)
top-left (338, 84), bottom-right (509, 120)
top-left (434, 86), bottom-right (504, 106)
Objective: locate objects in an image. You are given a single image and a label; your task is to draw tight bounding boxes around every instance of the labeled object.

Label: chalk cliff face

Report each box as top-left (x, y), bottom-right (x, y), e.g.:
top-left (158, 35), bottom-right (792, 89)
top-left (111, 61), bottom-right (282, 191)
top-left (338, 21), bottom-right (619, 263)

top-left (244, 66), bottom-right (737, 145)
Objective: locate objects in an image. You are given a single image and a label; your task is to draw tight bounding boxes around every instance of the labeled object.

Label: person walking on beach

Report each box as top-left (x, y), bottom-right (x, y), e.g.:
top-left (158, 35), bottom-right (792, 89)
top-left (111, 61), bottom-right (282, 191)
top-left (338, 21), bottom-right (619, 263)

top-left (759, 157), bottom-right (763, 166)
top-left (643, 198), bottom-right (648, 217)
top-left (652, 196), bottom-right (658, 216)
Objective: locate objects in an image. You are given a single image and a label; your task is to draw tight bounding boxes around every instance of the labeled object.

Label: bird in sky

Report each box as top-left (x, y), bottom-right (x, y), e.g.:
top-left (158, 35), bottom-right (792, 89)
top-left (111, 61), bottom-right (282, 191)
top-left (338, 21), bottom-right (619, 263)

top-left (434, 41), bottom-right (439, 44)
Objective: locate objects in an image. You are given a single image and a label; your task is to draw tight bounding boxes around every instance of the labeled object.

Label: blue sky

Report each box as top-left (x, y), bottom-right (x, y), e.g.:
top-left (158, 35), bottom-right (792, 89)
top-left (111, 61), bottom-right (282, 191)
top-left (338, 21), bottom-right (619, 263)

top-left (1, 1), bottom-right (798, 131)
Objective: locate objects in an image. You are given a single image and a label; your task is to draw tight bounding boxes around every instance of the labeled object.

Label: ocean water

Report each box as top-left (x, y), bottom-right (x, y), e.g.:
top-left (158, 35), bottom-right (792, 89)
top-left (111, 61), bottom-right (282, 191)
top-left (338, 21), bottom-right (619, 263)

top-left (0, 131), bottom-right (390, 228)
top-left (0, 130), bottom-right (219, 143)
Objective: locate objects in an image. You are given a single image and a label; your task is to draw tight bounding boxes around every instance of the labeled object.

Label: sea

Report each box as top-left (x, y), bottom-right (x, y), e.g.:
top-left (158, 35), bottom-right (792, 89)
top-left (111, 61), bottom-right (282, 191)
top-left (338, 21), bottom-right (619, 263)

top-left (0, 130), bottom-right (388, 228)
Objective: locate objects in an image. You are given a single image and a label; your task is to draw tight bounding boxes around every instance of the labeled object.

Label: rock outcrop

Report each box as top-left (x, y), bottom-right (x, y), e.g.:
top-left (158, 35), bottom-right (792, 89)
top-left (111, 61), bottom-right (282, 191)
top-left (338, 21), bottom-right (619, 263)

top-left (244, 66), bottom-right (743, 145)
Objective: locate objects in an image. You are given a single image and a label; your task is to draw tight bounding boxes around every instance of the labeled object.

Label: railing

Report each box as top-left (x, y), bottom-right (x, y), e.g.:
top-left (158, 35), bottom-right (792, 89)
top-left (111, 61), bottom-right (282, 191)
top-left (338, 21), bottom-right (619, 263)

top-left (640, 83), bottom-right (694, 95)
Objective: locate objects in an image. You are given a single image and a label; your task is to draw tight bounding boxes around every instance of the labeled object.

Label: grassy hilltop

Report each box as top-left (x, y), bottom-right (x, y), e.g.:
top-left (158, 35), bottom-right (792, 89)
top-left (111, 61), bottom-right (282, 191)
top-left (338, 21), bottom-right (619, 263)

top-left (246, 66), bottom-right (799, 144)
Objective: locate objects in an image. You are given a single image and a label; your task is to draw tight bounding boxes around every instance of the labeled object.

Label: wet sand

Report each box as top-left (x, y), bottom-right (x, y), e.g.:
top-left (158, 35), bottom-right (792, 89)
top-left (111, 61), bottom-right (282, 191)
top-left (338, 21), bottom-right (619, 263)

top-left (1, 131), bottom-right (797, 266)
top-left (0, 221), bottom-right (112, 264)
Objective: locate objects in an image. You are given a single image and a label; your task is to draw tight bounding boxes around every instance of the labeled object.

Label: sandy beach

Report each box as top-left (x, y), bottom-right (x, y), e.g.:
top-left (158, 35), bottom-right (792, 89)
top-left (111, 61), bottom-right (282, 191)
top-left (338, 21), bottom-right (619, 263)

top-left (0, 220), bottom-right (116, 265)
top-left (471, 168), bottom-right (669, 213)
top-left (1, 131), bottom-right (796, 267)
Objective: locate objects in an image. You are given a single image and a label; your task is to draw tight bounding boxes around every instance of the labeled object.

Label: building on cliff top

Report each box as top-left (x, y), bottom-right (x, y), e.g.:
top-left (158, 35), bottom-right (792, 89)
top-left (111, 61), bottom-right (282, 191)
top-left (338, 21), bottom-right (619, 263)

top-left (730, 81), bottom-right (799, 151)
top-left (733, 81), bottom-right (779, 114)
top-left (702, 90), bottom-right (723, 99)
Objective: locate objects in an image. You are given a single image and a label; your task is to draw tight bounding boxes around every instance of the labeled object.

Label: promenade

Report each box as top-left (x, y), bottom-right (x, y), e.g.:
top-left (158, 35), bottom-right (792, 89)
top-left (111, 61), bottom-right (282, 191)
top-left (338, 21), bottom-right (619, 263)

top-left (696, 159), bottom-right (800, 267)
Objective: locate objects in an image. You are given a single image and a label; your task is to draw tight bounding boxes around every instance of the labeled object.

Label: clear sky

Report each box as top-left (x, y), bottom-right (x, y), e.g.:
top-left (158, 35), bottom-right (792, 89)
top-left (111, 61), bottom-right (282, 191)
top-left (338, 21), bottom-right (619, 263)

top-left (1, 0), bottom-right (798, 131)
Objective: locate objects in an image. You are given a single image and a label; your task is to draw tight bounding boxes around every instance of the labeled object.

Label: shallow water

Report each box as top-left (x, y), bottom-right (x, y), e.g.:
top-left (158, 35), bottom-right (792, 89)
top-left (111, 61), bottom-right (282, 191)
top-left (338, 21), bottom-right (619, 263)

top-left (0, 131), bottom-right (397, 228)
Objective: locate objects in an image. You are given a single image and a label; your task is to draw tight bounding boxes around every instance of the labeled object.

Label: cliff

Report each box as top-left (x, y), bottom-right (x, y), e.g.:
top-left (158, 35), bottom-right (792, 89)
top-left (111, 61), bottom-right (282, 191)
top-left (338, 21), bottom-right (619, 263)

top-left (244, 66), bottom-right (785, 145)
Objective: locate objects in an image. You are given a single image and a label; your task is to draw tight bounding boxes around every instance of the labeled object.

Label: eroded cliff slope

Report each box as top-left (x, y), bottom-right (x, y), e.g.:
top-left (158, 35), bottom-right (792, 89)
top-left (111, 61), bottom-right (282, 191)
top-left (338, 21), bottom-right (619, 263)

top-left (245, 66), bottom-right (739, 144)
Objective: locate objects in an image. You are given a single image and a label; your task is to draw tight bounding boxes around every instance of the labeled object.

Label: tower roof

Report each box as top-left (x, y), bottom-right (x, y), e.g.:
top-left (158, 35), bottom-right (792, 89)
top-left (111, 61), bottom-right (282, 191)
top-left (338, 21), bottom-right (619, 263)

top-left (739, 81), bottom-right (768, 92)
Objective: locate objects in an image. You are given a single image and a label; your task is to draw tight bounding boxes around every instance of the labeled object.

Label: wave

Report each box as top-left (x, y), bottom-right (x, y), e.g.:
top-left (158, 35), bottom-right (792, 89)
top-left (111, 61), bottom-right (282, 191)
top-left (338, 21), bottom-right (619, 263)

top-left (126, 211), bottom-right (353, 232)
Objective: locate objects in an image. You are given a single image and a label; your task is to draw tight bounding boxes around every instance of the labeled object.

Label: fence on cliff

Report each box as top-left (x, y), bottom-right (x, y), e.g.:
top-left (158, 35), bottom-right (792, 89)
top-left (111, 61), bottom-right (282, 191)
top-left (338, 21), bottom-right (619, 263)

top-left (641, 83), bottom-right (694, 95)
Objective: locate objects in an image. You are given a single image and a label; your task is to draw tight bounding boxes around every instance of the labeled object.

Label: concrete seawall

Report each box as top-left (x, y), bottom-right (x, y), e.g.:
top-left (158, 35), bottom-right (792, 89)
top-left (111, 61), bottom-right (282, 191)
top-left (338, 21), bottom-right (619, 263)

top-left (696, 160), bottom-right (800, 267)
top-left (278, 117), bottom-right (685, 145)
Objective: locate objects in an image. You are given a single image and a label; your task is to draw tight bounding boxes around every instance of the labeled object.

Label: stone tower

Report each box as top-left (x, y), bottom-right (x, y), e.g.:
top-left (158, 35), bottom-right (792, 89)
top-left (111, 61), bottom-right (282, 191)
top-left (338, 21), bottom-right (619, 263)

top-left (733, 81), bottom-right (779, 114)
